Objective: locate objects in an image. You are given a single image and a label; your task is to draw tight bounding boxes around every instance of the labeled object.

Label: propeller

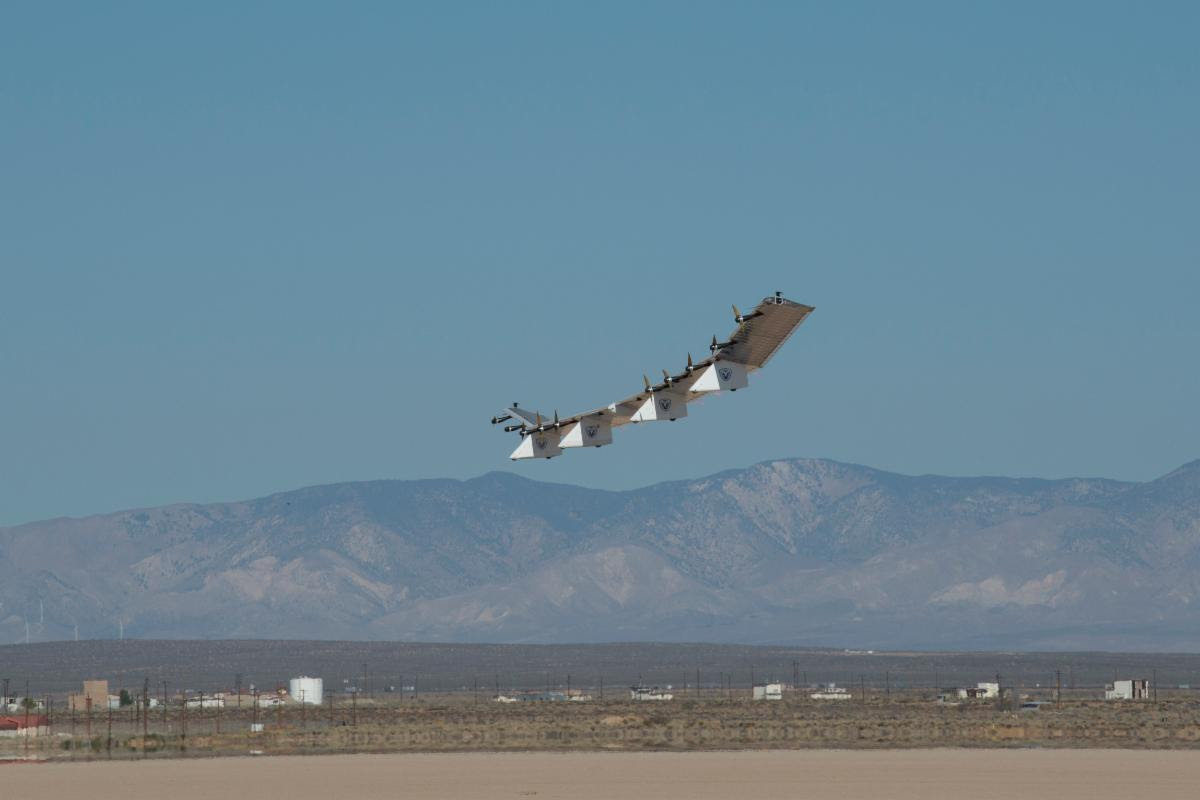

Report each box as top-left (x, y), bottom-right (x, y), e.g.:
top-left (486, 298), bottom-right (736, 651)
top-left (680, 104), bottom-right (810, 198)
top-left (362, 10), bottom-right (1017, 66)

top-left (661, 369), bottom-right (673, 386)
top-left (733, 304), bottom-right (762, 324)
top-left (711, 334), bottom-right (736, 353)
top-left (643, 374), bottom-right (652, 392)
top-left (491, 414), bottom-right (512, 425)
top-left (686, 353), bottom-right (694, 373)
top-left (553, 410), bottom-right (560, 428)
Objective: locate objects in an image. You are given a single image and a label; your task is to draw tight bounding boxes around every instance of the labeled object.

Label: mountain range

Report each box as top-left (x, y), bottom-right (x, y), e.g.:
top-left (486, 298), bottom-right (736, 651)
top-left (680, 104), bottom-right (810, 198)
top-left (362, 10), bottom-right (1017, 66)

top-left (2, 458), bottom-right (1198, 650)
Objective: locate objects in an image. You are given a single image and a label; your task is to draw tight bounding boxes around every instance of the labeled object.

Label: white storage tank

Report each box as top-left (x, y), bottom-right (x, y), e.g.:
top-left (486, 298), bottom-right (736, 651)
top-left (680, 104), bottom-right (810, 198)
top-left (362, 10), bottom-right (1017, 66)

top-left (289, 676), bottom-right (323, 705)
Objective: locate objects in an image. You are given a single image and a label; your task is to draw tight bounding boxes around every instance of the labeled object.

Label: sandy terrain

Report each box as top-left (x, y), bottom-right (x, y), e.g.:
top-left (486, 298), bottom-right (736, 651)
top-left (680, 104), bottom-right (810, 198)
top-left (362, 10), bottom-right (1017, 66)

top-left (4, 749), bottom-right (1200, 800)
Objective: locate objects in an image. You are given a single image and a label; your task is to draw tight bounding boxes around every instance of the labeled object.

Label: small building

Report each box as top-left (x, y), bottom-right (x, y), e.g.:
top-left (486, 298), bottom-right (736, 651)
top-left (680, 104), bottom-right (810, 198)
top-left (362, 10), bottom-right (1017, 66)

top-left (1106, 679), bottom-right (1149, 700)
top-left (957, 682), bottom-right (999, 700)
top-left (185, 693), bottom-right (226, 709)
top-left (630, 686), bottom-right (674, 701)
top-left (68, 679), bottom-right (110, 712)
top-left (810, 684), bottom-right (852, 700)
top-left (0, 715), bottom-right (50, 738)
top-left (2, 697), bottom-right (45, 713)
top-left (752, 683), bottom-right (783, 700)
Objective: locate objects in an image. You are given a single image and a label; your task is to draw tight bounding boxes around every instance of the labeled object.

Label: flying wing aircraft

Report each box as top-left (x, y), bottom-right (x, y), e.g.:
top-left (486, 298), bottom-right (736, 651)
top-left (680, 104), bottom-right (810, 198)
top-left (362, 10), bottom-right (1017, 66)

top-left (491, 291), bottom-right (814, 460)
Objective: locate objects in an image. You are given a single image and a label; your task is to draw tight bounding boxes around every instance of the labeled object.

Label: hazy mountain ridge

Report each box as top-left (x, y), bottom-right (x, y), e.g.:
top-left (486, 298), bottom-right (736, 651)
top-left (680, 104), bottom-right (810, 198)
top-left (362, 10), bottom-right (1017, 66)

top-left (2, 458), bottom-right (1198, 649)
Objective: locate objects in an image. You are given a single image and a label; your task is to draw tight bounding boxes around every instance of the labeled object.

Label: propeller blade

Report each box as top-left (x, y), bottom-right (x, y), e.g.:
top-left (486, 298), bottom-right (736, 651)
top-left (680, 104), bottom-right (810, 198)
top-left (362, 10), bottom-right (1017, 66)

top-left (662, 369), bottom-right (671, 382)
top-left (643, 374), bottom-right (652, 391)
top-left (687, 353), bottom-right (694, 370)
top-left (554, 410), bottom-right (560, 426)
top-left (732, 304), bottom-right (741, 321)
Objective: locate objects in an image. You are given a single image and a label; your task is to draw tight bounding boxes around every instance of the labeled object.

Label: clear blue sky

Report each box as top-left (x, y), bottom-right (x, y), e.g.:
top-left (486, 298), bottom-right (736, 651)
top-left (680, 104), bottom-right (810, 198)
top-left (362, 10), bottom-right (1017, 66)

top-left (2, 2), bottom-right (1197, 525)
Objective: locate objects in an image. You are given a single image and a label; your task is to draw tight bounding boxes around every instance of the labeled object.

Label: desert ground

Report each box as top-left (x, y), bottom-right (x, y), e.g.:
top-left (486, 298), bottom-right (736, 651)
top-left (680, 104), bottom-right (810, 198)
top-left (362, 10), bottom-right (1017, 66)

top-left (5, 689), bottom-right (1200, 762)
top-left (4, 750), bottom-right (1200, 800)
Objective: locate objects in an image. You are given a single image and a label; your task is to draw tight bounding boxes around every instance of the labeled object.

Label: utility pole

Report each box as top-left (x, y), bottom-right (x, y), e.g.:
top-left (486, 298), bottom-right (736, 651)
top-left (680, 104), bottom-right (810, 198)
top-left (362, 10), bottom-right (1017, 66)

top-left (793, 661), bottom-right (798, 690)
top-left (1056, 670), bottom-right (1062, 708)
top-left (23, 694), bottom-right (30, 755)
top-left (235, 674), bottom-right (243, 708)
top-left (886, 671), bottom-right (890, 696)
top-left (1153, 668), bottom-right (1158, 703)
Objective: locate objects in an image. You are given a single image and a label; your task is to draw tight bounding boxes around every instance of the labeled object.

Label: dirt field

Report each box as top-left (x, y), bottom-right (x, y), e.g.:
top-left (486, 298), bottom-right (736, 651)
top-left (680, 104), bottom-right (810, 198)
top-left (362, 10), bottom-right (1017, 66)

top-left (5, 691), bottom-right (1200, 761)
top-left (4, 749), bottom-right (1200, 800)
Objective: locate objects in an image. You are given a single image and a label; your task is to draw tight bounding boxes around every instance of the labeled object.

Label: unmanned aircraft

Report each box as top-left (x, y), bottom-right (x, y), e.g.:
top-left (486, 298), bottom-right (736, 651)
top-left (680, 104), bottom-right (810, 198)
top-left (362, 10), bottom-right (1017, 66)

top-left (491, 291), bottom-right (814, 460)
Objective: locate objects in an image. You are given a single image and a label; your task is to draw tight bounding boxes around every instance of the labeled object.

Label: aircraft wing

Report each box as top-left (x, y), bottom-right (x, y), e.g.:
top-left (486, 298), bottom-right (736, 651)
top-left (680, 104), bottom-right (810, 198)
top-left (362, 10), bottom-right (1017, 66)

top-left (493, 292), bottom-right (814, 459)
